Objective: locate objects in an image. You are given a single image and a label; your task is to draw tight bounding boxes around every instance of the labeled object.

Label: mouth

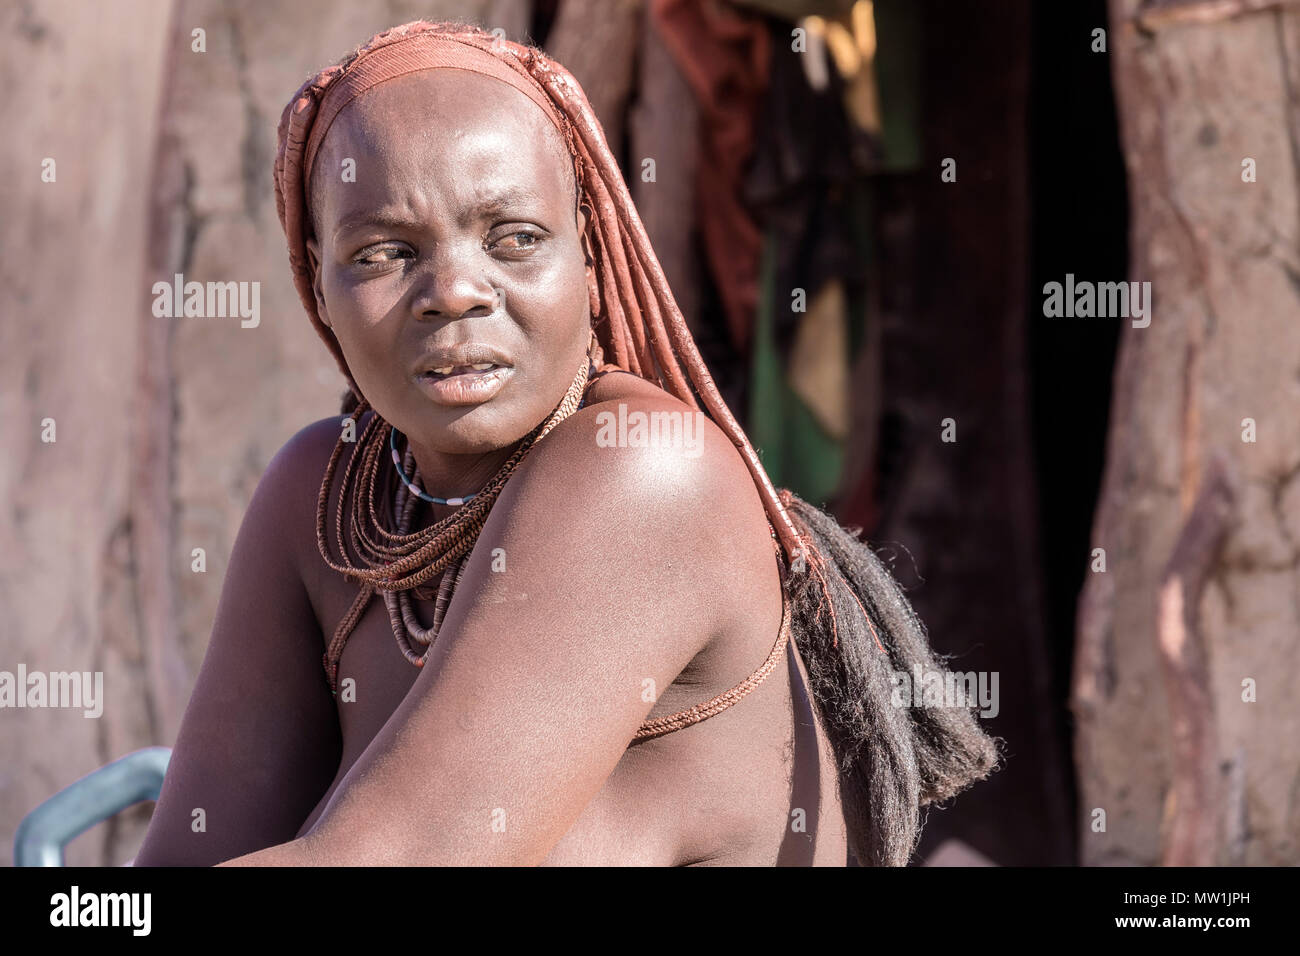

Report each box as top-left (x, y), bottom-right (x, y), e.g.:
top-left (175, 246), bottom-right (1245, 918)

top-left (412, 362), bottom-right (514, 406)
top-left (411, 341), bottom-right (516, 407)
top-left (420, 362), bottom-right (505, 378)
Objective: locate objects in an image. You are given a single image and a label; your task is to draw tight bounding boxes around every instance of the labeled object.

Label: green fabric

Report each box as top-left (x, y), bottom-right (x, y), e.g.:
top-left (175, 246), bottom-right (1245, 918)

top-left (746, 0), bottom-right (909, 506)
top-left (748, 229), bottom-right (845, 507)
top-left (872, 0), bottom-right (923, 171)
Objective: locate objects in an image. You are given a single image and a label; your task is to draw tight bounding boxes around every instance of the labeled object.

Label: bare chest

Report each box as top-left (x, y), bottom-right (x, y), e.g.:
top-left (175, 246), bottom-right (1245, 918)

top-left (297, 567), bottom-right (845, 865)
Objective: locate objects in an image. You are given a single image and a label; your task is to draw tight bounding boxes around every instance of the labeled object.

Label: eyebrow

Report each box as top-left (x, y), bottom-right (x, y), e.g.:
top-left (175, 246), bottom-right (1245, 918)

top-left (331, 186), bottom-right (548, 243)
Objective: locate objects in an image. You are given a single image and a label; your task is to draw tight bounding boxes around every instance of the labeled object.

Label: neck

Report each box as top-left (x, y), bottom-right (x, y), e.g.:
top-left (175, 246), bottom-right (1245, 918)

top-left (401, 436), bottom-right (521, 524)
top-left (390, 353), bottom-right (594, 524)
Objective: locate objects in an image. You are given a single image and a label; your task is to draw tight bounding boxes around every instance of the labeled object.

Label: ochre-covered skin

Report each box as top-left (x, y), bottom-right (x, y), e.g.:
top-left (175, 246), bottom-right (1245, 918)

top-left (131, 375), bottom-right (848, 865)
top-left (132, 29), bottom-right (848, 866)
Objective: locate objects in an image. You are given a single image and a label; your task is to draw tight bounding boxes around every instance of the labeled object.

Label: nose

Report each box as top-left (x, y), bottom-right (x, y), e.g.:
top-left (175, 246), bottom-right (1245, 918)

top-left (409, 241), bottom-right (498, 320)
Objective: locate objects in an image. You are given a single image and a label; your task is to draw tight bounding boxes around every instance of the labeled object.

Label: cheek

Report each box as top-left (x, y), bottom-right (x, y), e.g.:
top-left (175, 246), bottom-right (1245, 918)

top-left (511, 292), bottom-right (588, 403)
top-left (321, 270), bottom-right (402, 360)
top-left (511, 253), bottom-right (590, 347)
top-left (324, 265), bottom-right (398, 325)
top-left (317, 276), bottom-right (409, 413)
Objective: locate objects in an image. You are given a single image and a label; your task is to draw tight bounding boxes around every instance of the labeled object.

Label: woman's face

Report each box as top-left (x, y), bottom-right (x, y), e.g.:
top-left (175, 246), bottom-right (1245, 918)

top-left (305, 69), bottom-right (591, 455)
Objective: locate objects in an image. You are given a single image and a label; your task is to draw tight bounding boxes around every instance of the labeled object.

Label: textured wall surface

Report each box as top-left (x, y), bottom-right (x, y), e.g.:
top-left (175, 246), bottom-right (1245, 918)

top-left (1074, 1), bottom-right (1300, 865)
top-left (0, 0), bottom-right (171, 868)
top-left (0, 0), bottom-right (523, 867)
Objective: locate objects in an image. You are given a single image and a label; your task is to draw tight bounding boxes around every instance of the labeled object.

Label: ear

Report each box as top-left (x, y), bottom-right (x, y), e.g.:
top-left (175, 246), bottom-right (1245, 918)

top-left (577, 202), bottom-right (595, 266)
top-left (305, 237), bottom-right (331, 328)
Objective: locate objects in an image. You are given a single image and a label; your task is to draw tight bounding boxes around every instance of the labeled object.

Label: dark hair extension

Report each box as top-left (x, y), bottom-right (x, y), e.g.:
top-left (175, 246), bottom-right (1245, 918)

top-left (780, 493), bottom-right (1004, 866)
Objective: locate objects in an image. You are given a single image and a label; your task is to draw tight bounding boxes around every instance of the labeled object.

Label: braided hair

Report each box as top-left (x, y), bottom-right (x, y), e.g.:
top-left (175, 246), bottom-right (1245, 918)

top-left (274, 19), bottom-right (1000, 866)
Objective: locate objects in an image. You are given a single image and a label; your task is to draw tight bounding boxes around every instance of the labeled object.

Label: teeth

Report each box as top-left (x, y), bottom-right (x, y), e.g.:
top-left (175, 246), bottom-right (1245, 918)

top-left (425, 362), bottom-right (499, 377)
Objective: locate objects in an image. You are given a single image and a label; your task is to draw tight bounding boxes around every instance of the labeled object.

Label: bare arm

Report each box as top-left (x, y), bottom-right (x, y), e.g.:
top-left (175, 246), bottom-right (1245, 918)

top-left (220, 397), bottom-right (752, 866)
top-left (133, 420), bottom-right (345, 865)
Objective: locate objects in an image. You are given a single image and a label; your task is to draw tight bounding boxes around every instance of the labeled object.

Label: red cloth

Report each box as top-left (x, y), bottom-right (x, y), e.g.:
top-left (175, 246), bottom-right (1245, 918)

top-left (652, 0), bottom-right (770, 354)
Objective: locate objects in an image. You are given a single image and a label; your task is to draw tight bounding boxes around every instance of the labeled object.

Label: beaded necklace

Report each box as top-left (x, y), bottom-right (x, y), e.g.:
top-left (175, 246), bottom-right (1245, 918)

top-left (316, 340), bottom-right (599, 692)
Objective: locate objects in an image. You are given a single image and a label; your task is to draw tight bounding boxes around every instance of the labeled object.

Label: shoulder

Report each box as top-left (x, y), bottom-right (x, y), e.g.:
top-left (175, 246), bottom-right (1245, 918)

top-left (272, 410), bottom-right (370, 474)
top-left (259, 413), bottom-right (357, 510)
top-left (495, 379), bottom-right (778, 625)
top-left (523, 378), bottom-right (768, 530)
top-left (251, 412), bottom-right (364, 580)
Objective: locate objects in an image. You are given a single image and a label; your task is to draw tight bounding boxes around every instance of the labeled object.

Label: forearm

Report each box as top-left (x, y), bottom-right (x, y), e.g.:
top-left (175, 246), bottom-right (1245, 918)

top-left (217, 836), bottom-right (324, 867)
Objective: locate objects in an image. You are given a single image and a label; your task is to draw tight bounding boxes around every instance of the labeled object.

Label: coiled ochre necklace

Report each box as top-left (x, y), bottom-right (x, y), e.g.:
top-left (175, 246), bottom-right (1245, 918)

top-left (315, 344), bottom-right (597, 692)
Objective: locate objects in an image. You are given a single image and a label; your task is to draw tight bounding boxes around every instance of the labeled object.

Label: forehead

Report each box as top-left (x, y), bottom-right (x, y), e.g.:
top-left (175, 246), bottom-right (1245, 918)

top-left (311, 69), bottom-right (573, 225)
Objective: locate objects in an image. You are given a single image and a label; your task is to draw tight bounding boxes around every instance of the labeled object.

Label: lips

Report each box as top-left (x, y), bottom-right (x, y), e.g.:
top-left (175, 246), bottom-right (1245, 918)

top-left (425, 362), bottom-right (501, 377)
top-left (412, 343), bottom-right (513, 377)
top-left (411, 343), bottom-right (515, 406)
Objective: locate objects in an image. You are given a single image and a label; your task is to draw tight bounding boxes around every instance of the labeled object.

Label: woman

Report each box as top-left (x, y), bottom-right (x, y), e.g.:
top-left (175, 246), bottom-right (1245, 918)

top-left (133, 20), bottom-right (998, 867)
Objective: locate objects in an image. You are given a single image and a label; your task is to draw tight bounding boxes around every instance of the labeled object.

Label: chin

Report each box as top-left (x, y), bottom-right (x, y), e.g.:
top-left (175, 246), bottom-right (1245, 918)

top-left (411, 400), bottom-right (539, 455)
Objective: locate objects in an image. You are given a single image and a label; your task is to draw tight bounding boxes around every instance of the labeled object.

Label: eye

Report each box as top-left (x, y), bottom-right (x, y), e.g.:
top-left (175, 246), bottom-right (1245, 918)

top-left (489, 227), bottom-right (545, 253)
top-left (353, 243), bottom-right (412, 266)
